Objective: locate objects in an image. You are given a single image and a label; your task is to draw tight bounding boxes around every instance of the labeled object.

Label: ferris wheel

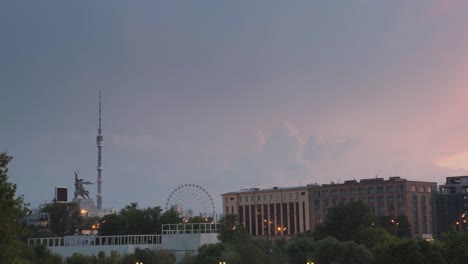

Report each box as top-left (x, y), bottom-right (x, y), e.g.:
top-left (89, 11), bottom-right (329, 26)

top-left (164, 184), bottom-right (216, 219)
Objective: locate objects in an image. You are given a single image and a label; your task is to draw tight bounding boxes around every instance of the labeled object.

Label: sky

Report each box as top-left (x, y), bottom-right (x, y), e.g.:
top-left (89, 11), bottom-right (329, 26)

top-left (2, 1), bottom-right (468, 215)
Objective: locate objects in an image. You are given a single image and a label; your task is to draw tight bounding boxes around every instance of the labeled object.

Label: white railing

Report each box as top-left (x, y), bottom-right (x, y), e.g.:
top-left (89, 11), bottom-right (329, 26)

top-left (28, 234), bottom-right (162, 247)
top-left (162, 223), bottom-right (219, 234)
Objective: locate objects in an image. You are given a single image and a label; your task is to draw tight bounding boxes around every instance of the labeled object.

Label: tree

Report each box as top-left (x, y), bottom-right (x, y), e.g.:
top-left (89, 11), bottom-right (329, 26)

top-left (218, 214), bottom-right (249, 243)
top-left (373, 239), bottom-right (446, 264)
top-left (314, 201), bottom-right (377, 242)
top-left (313, 236), bottom-right (373, 264)
top-left (0, 152), bottom-right (28, 262)
top-left (42, 202), bottom-right (82, 236)
top-left (284, 231), bottom-right (315, 264)
top-left (378, 215), bottom-right (411, 238)
top-left (442, 231), bottom-right (468, 264)
top-left (120, 248), bottom-right (175, 264)
top-left (17, 243), bottom-right (62, 264)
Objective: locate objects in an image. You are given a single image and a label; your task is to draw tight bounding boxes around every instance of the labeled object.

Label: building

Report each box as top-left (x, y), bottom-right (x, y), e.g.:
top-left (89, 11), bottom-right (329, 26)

top-left (222, 186), bottom-right (312, 238)
top-left (310, 177), bottom-right (436, 238)
top-left (433, 176), bottom-right (468, 238)
top-left (222, 177), bottom-right (437, 238)
top-left (23, 208), bottom-right (50, 228)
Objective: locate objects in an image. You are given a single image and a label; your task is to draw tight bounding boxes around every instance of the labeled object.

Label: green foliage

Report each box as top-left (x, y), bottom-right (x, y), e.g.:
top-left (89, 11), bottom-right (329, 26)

top-left (354, 225), bottom-right (394, 250)
top-left (311, 236), bottom-right (373, 264)
top-left (120, 248), bottom-right (175, 264)
top-left (0, 152), bottom-right (28, 262)
top-left (217, 214), bottom-right (249, 243)
top-left (373, 239), bottom-right (446, 264)
top-left (314, 201), bottom-right (377, 242)
top-left (442, 231), bottom-right (468, 264)
top-left (42, 202), bottom-right (82, 236)
top-left (378, 215), bottom-right (411, 238)
top-left (100, 204), bottom-right (180, 235)
top-left (284, 232), bottom-right (315, 264)
top-left (195, 243), bottom-right (227, 264)
top-left (179, 252), bottom-right (196, 264)
top-left (65, 253), bottom-right (94, 264)
top-left (16, 243), bottom-right (62, 264)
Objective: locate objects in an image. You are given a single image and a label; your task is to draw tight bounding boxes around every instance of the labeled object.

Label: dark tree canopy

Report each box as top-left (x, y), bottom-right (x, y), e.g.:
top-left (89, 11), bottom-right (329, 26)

top-left (314, 201), bottom-right (377, 242)
top-left (0, 152), bottom-right (28, 262)
top-left (99, 204), bottom-right (180, 235)
top-left (42, 202), bottom-right (82, 236)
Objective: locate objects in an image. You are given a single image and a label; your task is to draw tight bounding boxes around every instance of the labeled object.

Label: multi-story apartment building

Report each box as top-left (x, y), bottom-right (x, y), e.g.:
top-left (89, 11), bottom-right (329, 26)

top-left (222, 186), bottom-right (312, 238)
top-left (222, 177), bottom-right (437, 238)
top-left (433, 176), bottom-right (468, 238)
top-left (310, 177), bottom-right (436, 238)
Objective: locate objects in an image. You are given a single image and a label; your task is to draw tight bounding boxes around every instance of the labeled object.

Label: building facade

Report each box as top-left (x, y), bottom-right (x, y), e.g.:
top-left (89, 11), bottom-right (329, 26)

top-left (222, 186), bottom-right (312, 238)
top-left (222, 177), bottom-right (437, 238)
top-left (310, 177), bottom-right (436, 238)
top-left (433, 176), bottom-right (468, 238)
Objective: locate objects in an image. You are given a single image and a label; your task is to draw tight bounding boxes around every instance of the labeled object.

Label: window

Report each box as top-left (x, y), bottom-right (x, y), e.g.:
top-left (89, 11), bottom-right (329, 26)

top-left (358, 188), bottom-right (365, 195)
top-left (289, 193), bottom-right (293, 200)
top-left (239, 196), bottom-right (242, 203)
top-left (377, 196), bottom-right (384, 203)
top-left (386, 186), bottom-right (393, 193)
top-left (349, 188), bottom-right (356, 195)
top-left (301, 192), bottom-right (306, 195)
top-left (367, 187), bottom-right (375, 195)
top-left (270, 194), bottom-right (273, 200)
top-left (230, 197), bottom-right (234, 200)
top-left (387, 195), bottom-right (394, 203)
top-left (323, 190), bottom-right (329, 198)
top-left (263, 194), bottom-right (267, 201)
top-left (411, 185), bottom-right (416, 192)
top-left (368, 197), bottom-right (375, 204)
top-left (251, 196), bottom-right (254, 202)
top-left (340, 189), bottom-right (347, 196)
top-left (427, 186), bottom-right (432, 193)
top-left (331, 190), bottom-right (337, 197)
top-left (419, 186), bottom-right (425, 192)
top-left (396, 185), bottom-right (403, 192)
top-left (323, 200), bottom-right (329, 207)
top-left (257, 195), bottom-right (260, 201)
top-left (377, 186), bottom-right (384, 193)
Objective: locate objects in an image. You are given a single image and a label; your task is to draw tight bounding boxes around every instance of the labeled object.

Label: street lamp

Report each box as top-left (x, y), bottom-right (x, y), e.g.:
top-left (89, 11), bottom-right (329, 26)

top-left (390, 219), bottom-right (399, 237)
top-left (456, 212), bottom-right (467, 232)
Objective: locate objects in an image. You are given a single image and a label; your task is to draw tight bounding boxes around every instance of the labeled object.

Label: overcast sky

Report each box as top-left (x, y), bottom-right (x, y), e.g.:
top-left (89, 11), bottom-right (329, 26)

top-left (2, 1), bottom-right (468, 214)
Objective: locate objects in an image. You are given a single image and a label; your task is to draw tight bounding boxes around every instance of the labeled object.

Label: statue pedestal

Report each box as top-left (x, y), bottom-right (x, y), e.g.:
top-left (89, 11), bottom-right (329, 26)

top-left (73, 198), bottom-right (97, 214)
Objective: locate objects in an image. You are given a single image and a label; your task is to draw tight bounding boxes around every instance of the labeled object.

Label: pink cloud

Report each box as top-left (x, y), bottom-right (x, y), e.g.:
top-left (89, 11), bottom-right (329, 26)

top-left (434, 151), bottom-right (468, 170)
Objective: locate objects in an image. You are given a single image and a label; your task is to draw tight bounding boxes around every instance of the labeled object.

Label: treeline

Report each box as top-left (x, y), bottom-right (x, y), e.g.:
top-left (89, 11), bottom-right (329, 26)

top-left (190, 201), bottom-right (468, 264)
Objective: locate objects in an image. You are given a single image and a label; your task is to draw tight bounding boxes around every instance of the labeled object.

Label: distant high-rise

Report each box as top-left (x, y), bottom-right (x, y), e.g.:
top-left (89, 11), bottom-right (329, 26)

top-left (96, 91), bottom-right (104, 210)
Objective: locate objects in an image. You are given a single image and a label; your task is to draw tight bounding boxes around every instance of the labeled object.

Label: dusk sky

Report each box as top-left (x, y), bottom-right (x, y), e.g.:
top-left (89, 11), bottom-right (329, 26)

top-left (2, 1), bottom-right (468, 214)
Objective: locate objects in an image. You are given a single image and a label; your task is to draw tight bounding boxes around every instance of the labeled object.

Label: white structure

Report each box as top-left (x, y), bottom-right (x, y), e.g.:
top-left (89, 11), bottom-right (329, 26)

top-left (29, 223), bottom-right (220, 261)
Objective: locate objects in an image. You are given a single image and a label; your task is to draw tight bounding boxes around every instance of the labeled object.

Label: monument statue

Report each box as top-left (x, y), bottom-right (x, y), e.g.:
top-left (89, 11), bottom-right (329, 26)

top-left (74, 170), bottom-right (94, 200)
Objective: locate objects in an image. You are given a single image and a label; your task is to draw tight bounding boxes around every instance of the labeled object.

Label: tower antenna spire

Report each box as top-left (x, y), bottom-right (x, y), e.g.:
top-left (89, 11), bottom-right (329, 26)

top-left (96, 91), bottom-right (104, 210)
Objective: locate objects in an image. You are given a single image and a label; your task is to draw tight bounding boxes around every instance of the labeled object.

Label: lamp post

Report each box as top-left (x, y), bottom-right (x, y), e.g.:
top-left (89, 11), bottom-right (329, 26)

top-left (390, 219), bottom-right (399, 237)
top-left (455, 212), bottom-right (467, 232)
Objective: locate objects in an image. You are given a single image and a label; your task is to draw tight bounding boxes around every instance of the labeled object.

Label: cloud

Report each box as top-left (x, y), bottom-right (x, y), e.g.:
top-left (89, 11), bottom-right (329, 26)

top-left (260, 123), bottom-right (303, 165)
top-left (303, 136), bottom-right (359, 162)
top-left (220, 123), bottom-right (361, 188)
top-left (434, 151), bottom-right (468, 171)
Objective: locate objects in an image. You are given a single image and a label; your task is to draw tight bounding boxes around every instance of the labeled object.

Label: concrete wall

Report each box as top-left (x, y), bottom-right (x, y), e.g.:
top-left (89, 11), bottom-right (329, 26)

top-left (43, 233), bottom-right (219, 260)
top-left (49, 244), bottom-right (162, 259)
top-left (161, 233), bottom-right (219, 251)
